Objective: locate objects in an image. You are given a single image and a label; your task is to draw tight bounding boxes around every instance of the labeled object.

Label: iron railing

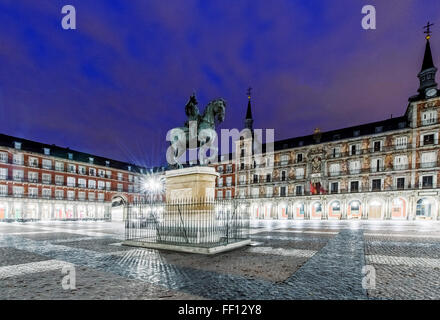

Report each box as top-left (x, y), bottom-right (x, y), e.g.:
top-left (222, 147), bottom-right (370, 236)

top-left (125, 197), bottom-right (250, 248)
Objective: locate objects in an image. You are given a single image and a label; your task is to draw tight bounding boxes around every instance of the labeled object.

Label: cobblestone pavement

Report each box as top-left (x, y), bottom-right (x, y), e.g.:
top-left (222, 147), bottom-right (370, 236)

top-left (0, 220), bottom-right (440, 299)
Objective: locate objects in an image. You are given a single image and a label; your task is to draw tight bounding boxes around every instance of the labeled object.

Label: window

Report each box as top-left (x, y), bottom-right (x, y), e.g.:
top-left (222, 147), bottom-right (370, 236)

top-left (423, 134), bottom-right (435, 146)
top-left (43, 148), bottom-right (50, 155)
top-left (88, 180), bottom-right (96, 189)
top-left (295, 167), bottom-right (305, 179)
top-left (396, 177), bottom-right (405, 190)
top-left (42, 173), bottom-right (51, 184)
top-left (421, 152), bottom-right (436, 168)
top-left (42, 159), bottom-right (52, 170)
top-left (350, 181), bottom-right (359, 192)
top-left (98, 181), bottom-right (105, 190)
top-left (395, 136), bottom-right (408, 149)
top-left (225, 190), bottom-right (232, 199)
top-left (89, 157), bottom-right (94, 164)
top-left (422, 110), bottom-right (437, 125)
top-left (78, 191), bottom-right (86, 200)
top-left (78, 166), bottom-right (86, 175)
top-left (68, 164), bottom-right (76, 173)
top-left (295, 185), bottom-right (303, 195)
top-left (281, 170), bottom-right (287, 181)
top-left (117, 183), bottom-right (123, 192)
top-left (266, 186), bottom-right (273, 197)
top-left (106, 181), bottom-right (111, 191)
top-left (329, 163), bottom-right (340, 176)
top-left (29, 187), bottom-right (38, 198)
top-left (375, 126), bottom-right (383, 133)
top-left (0, 168), bottom-right (7, 180)
top-left (117, 172), bottom-right (123, 181)
top-left (78, 178), bottom-right (86, 188)
top-left (331, 147), bottom-right (340, 158)
top-left (68, 153), bottom-right (73, 160)
top-left (226, 176), bottom-right (232, 186)
top-left (218, 177), bottom-right (223, 187)
top-left (266, 174), bottom-right (271, 182)
top-left (422, 176), bottom-right (433, 188)
top-left (55, 190), bottom-right (64, 199)
top-left (240, 149), bottom-right (245, 157)
top-left (55, 175), bottom-right (64, 185)
top-left (14, 142), bottom-right (22, 150)
top-left (88, 192), bottom-right (95, 201)
top-left (128, 174), bottom-right (133, 182)
top-left (296, 153), bottom-right (303, 163)
top-left (372, 179), bottom-right (381, 191)
top-left (13, 154), bottom-right (23, 165)
top-left (67, 177), bottom-right (75, 187)
top-left (251, 187), bottom-right (259, 198)
top-left (239, 175), bottom-right (246, 185)
top-left (55, 162), bottom-right (64, 171)
top-left (217, 166), bottom-right (223, 173)
top-left (373, 141), bottom-right (381, 152)
top-left (0, 185), bottom-right (7, 196)
top-left (280, 186), bottom-right (287, 197)
top-left (89, 168), bottom-right (96, 176)
top-left (105, 160), bottom-right (110, 167)
top-left (0, 152), bottom-right (7, 163)
top-left (217, 191), bottom-right (223, 199)
top-left (240, 163), bottom-right (245, 170)
top-left (350, 144), bottom-right (360, 155)
top-left (28, 157), bottom-right (38, 167)
top-left (281, 154), bottom-right (289, 165)
top-left (106, 170), bottom-right (112, 179)
top-left (13, 169), bottom-right (24, 181)
top-left (226, 165), bottom-right (232, 173)
top-left (13, 186), bottom-right (24, 197)
top-left (353, 130), bottom-right (360, 137)
top-left (98, 193), bottom-right (105, 201)
top-left (330, 182), bottom-right (339, 194)
top-left (253, 174), bottom-right (258, 183)
top-left (394, 155), bottom-right (408, 170)
top-left (349, 160), bottom-right (361, 174)
top-left (42, 189), bottom-right (51, 198)
top-left (67, 190), bottom-right (75, 200)
top-left (371, 159), bottom-right (383, 172)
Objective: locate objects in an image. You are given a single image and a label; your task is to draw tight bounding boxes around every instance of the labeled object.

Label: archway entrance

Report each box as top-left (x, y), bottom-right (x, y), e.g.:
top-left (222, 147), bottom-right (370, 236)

top-left (347, 200), bottom-right (362, 219)
top-left (293, 202), bottom-right (305, 219)
top-left (416, 198), bottom-right (435, 220)
top-left (311, 202), bottom-right (322, 219)
top-left (111, 195), bottom-right (127, 221)
top-left (328, 201), bottom-right (341, 219)
top-left (391, 198), bottom-right (407, 220)
top-left (368, 200), bottom-right (383, 219)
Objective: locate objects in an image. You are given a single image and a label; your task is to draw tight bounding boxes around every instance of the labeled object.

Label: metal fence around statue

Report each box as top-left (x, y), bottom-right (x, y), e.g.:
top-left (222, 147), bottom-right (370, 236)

top-left (124, 198), bottom-right (250, 248)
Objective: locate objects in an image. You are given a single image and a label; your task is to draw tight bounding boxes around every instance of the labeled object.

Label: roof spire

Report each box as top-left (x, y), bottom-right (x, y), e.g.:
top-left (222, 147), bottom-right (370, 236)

top-left (417, 22), bottom-right (437, 94)
top-left (245, 87), bottom-right (253, 131)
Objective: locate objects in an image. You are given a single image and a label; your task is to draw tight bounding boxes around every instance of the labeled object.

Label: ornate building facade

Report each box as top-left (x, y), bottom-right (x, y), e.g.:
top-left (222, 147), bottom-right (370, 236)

top-left (0, 134), bottom-right (147, 221)
top-left (233, 36), bottom-right (440, 220)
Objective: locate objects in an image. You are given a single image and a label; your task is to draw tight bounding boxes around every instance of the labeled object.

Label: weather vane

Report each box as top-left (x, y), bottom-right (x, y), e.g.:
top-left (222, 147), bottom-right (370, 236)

top-left (424, 21), bottom-right (434, 40)
top-left (247, 87), bottom-right (252, 100)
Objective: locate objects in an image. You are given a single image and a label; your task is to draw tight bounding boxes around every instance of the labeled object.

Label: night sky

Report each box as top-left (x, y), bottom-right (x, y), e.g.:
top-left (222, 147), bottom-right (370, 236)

top-left (1, 0), bottom-right (440, 167)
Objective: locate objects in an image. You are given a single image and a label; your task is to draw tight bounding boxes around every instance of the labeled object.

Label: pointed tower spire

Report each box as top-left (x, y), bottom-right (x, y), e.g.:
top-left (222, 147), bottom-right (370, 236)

top-left (418, 22), bottom-right (438, 94)
top-left (245, 87), bottom-right (254, 131)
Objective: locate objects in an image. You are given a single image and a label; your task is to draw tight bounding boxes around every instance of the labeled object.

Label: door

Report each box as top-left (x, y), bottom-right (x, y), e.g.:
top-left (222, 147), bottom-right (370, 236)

top-left (369, 205), bottom-right (382, 219)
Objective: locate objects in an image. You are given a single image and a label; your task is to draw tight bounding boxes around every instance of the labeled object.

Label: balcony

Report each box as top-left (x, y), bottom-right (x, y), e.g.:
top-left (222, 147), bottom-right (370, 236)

top-left (419, 162), bottom-right (437, 169)
top-left (370, 166), bottom-right (385, 173)
top-left (393, 164), bottom-right (409, 171)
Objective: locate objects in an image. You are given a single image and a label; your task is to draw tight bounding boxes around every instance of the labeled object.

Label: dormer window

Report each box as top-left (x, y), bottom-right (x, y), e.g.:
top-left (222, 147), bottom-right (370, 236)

top-left (398, 122), bottom-right (406, 129)
top-left (353, 130), bottom-right (360, 137)
top-left (68, 153), bottom-right (73, 160)
top-left (298, 141), bottom-right (304, 146)
top-left (43, 148), bottom-right (50, 155)
top-left (127, 166), bottom-right (132, 171)
top-left (14, 142), bottom-right (22, 150)
top-left (375, 126), bottom-right (383, 133)
top-left (105, 160), bottom-right (110, 167)
top-left (89, 157), bottom-right (94, 164)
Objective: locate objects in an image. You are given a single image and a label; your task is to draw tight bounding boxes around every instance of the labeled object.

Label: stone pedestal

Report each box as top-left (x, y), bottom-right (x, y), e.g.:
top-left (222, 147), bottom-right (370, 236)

top-left (165, 166), bottom-right (218, 201)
